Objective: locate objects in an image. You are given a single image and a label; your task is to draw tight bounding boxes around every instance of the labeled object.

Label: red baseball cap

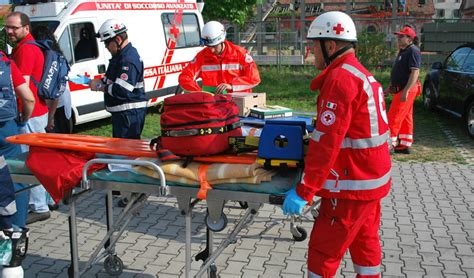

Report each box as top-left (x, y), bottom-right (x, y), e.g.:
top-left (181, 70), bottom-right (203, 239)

top-left (394, 26), bottom-right (416, 38)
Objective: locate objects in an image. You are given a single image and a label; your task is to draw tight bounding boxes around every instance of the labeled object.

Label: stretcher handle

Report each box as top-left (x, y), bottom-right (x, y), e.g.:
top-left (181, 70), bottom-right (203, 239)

top-left (81, 158), bottom-right (167, 195)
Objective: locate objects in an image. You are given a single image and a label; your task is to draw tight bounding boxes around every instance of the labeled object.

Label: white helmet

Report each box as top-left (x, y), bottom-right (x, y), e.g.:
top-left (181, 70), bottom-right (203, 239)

top-left (97, 19), bottom-right (127, 42)
top-left (307, 11), bottom-right (357, 42)
top-left (201, 21), bottom-right (226, 46)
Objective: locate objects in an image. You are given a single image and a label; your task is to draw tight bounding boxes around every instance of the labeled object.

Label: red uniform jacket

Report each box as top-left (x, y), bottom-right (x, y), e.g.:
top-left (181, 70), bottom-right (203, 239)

top-left (297, 52), bottom-right (392, 202)
top-left (179, 40), bottom-right (260, 93)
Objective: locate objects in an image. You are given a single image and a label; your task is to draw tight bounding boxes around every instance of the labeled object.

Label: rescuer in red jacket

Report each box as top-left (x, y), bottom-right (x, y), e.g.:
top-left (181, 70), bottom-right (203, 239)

top-left (283, 11), bottom-right (392, 278)
top-left (179, 21), bottom-right (260, 94)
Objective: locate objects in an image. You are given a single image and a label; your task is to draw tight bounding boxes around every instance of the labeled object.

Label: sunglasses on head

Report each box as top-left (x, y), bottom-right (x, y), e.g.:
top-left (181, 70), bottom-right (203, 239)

top-left (200, 37), bottom-right (213, 46)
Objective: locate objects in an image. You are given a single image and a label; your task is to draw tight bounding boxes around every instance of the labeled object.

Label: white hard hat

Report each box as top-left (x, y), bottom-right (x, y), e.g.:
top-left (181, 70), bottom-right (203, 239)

top-left (307, 11), bottom-right (357, 42)
top-left (201, 21), bottom-right (226, 46)
top-left (97, 19), bottom-right (127, 42)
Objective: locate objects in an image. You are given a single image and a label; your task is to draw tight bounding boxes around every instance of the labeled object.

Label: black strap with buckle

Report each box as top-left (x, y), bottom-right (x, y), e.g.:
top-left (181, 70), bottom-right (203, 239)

top-left (161, 121), bottom-right (242, 137)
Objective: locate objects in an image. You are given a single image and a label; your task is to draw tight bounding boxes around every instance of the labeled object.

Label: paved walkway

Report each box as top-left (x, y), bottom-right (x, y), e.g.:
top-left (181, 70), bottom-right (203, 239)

top-left (22, 161), bottom-right (473, 277)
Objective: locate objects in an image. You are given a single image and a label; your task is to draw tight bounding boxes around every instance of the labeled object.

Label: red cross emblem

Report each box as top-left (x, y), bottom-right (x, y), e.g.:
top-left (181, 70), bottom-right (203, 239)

top-left (30, 6), bottom-right (37, 15)
top-left (321, 110), bottom-right (336, 126)
top-left (170, 24), bottom-right (180, 39)
top-left (333, 23), bottom-right (344, 35)
top-left (113, 24), bottom-right (121, 30)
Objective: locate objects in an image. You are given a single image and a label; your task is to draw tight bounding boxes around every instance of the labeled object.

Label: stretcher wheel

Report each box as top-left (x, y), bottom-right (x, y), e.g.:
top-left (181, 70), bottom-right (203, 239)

top-left (238, 201), bottom-right (248, 209)
top-left (104, 255), bottom-right (124, 276)
top-left (292, 226), bottom-right (307, 242)
top-left (205, 213), bottom-right (228, 232)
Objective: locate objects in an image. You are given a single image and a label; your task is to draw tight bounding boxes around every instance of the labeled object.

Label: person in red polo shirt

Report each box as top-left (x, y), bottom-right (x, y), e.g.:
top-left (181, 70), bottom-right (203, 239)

top-left (5, 12), bottom-right (53, 224)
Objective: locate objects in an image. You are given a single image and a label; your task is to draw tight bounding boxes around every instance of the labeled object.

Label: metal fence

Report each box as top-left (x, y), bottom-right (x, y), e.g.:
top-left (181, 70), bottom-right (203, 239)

top-left (226, 17), bottom-right (474, 68)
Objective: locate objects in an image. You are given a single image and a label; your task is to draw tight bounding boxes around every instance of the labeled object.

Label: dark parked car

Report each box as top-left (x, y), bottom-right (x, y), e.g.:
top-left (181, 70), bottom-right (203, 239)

top-left (423, 43), bottom-right (474, 139)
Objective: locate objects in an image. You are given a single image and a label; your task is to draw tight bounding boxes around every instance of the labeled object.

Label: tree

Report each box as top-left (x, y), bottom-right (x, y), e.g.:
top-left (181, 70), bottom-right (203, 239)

top-left (356, 29), bottom-right (395, 68)
top-left (202, 0), bottom-right (257, 27)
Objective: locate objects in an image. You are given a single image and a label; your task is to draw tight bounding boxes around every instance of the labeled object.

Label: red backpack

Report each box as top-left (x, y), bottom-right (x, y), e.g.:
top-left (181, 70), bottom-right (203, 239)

top-left (155, 92), bottom-right (242, 156)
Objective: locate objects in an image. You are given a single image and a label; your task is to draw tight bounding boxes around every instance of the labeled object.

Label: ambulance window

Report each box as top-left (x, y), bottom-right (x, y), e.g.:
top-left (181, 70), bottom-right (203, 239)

top-left (58, 27), bottom-right (74, 65)
top-left (162, 13), bottom-right (201, 49)
top-left (70, 23), bottom-right (98, 62)
top-left (30, 21), bottom-right (60, 34)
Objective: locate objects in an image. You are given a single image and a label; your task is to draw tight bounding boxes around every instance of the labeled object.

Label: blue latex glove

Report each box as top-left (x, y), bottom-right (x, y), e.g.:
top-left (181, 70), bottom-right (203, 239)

top-left (282, 188), bottom-right (308, 215)
top-left (69, 74), bottom-right (91, 85)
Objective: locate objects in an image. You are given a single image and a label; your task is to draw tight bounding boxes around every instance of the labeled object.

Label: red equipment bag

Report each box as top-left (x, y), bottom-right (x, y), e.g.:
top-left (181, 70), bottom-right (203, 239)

top-left (26, 146), bottom-right (106, 203)
top-left (158, 92), bottom-right (242, 156)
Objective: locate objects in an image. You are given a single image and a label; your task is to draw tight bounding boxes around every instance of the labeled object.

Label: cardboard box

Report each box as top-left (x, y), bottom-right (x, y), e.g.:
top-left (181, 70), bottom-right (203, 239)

top-left (230, 93), bottom-right (266, 117)
top-left (249, 105), bottom-right (293, 119)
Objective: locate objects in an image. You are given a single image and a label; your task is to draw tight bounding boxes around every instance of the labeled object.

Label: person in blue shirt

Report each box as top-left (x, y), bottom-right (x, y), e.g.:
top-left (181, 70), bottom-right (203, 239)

top-left (0, 51), bottom-right (35, 278)
top-left (88, 19), bottom-right (147, 139)
top-left (385, 25), bottom-right (421, 154)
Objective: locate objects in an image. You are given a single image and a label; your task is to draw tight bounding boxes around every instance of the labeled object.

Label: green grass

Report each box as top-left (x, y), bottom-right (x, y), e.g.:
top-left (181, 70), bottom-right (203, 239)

top-left (76, 106), bottom-right (162, 139)
top-left (77, 66), bottom-right (472, 164)
top-left (395, 100), bottom-right (467, 163)
top-left (255, 66), bottom-right (317, 110)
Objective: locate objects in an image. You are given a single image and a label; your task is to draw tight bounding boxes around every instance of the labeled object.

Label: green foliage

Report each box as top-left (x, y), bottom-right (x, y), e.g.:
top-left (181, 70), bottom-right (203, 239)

top-left (0, 18), bottom-right (7, 53)
top-left (356, 30), bottom-right (394, 68)
top-left (268, 11), bottom-right (292, 18)
top-left (202, 0), bottom-right (257, 27)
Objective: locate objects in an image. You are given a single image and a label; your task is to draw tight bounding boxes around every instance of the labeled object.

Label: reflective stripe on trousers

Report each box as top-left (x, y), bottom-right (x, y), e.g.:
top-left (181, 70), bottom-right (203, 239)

top-left (308, 271), bottom-right (323, 278)
top-left (309, 266), bottom-right (380, 278)
top-left (353, 263), bottom-right (380, 276)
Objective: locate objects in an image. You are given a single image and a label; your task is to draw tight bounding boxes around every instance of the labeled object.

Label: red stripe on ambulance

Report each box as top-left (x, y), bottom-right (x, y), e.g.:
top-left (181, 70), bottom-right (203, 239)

top-left (155, 1), bottom-right (184, 89)
top-left (72, 1), bottom-right (196, 15)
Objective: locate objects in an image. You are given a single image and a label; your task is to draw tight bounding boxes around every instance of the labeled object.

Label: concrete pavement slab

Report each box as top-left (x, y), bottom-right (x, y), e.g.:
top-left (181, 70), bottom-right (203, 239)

top-left (17, 162), bottom-right (473, 277)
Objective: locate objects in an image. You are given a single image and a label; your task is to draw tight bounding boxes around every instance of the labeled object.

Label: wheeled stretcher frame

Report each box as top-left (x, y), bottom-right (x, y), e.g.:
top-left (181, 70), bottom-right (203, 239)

top-left (10, 157), bottom-right (317, 277)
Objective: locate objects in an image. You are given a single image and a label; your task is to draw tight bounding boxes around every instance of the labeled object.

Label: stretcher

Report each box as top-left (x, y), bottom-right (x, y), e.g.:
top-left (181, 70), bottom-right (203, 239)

top-left (6, 134), bottom-right (315, 277)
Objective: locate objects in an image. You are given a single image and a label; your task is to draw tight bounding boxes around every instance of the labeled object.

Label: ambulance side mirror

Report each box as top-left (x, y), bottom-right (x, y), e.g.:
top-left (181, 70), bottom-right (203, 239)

top-left (98, 64), bottom-right (106, 74)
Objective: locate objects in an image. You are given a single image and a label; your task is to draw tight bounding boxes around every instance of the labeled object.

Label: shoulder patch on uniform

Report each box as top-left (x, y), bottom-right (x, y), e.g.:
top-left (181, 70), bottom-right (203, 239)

top-left (320, 110), bottom-right (336, 126)
top-left (244, 53), bottom-right (253, 63)
top-left (120, 73), bottom-right (128, 80)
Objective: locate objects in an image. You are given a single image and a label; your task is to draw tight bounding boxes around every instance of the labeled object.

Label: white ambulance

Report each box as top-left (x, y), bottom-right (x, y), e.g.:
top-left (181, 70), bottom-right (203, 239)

top-left (14, 0), bottom-right (205, 129)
